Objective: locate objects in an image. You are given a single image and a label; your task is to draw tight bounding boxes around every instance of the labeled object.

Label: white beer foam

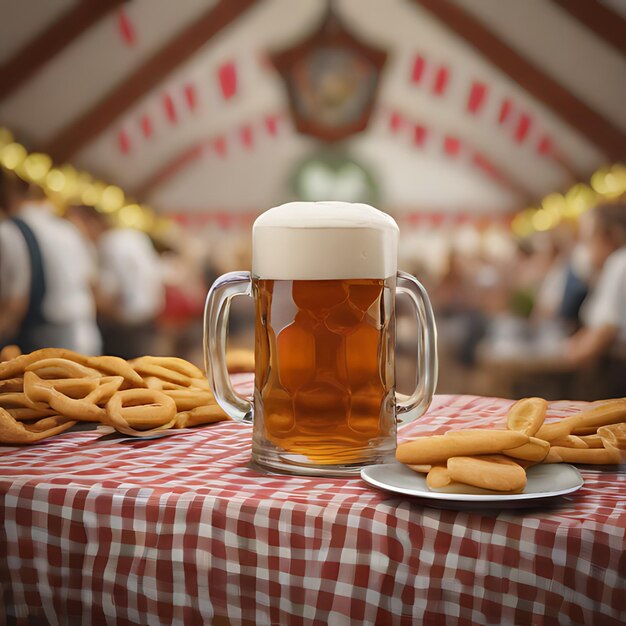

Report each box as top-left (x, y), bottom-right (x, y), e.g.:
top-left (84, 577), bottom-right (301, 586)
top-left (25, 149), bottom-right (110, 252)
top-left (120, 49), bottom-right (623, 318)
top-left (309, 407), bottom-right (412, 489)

top-left (253, 201), bottom-right (399, 280)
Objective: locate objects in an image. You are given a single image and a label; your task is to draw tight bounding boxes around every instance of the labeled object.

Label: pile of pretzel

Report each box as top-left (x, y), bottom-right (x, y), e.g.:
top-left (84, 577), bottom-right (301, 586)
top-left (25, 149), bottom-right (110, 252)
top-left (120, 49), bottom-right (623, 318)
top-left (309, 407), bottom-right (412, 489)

top-left (0, 346), bottom-right (230, 444)
top-left (396, 397), bottom-right (626, 494)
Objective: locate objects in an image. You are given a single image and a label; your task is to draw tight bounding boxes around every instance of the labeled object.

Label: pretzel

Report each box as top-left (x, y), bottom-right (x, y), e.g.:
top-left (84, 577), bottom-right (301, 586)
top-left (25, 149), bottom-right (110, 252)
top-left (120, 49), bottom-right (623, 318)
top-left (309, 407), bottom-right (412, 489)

top-left (0, 348), bottom-right (86, 378)
top-left (0, 348), bottom-right (145, 390)
top-left (129, 356), bottom-right (201, 387)
top-left (23, 371), bottom-right (99, 402)
top-left (175, 405), bottom-right (228, 429)
top-left (25, 358), bottom-right (101, 380)
top-left (24, 371), bottom-right (123, 422)
top-left (104, 388), bottom-right (177, 436)
top-left (144, 376), bottom-right (182, 391)
top-left (84, 355), bottom-right (146, 388)
top-left (0, 407), bottom-right (76, 444)
top-left (6, 407), bottom-right (57, 421)
top-left (0, 391), bottom-right (50, 413)
top-left (0, 345), bottom-right (21, 362)
top-left (0, 377), bottom-right (23, 393)
top-left (161, 389), bottom-right (216, 412)
top-left (506, 397), bottom-right (547, 436)
top-left (134, 356), bottom-right (205, 379)
top-left (396, 429), bottom-right (529, 465)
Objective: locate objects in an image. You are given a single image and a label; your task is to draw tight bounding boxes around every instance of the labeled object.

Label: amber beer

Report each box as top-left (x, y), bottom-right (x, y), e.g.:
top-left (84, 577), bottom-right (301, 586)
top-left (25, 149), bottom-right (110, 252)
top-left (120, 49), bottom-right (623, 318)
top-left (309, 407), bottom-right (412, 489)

top-left (205, 201), bottom-right (437, 476)
top-left (254, 277), bottom-right (396, 464)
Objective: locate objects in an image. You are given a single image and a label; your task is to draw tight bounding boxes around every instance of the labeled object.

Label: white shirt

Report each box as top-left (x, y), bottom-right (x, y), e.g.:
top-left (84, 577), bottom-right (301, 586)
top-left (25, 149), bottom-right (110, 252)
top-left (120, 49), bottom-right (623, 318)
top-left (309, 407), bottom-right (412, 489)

top-left (98, 228), bottom-right (164, 324)
top-left (0, 202), bottom-right (101, 354)
top-left (582, 246), bottom-right (626, 347)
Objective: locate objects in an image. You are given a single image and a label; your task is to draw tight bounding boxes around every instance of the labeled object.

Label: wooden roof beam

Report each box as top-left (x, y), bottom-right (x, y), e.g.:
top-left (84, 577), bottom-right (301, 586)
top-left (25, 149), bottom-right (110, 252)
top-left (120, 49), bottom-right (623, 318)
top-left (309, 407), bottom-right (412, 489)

top-left (551, 0), bottom-right (626, 56)
top-left (412, 0), bottom-right (626, 161)
top-left (0, 0), bottom-right (123, 102)
top-left (42, 0), bottom-right (260, 163)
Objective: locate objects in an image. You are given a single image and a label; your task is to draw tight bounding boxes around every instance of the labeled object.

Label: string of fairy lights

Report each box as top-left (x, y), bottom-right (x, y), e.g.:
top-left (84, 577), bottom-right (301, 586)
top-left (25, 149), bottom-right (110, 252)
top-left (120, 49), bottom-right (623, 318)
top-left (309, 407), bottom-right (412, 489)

top-left (0, 127), bottom-right (168, 235)
top-left (1, 126), bottom-right (624, 239)
top-left (510, 163), bottom-right (626, 237)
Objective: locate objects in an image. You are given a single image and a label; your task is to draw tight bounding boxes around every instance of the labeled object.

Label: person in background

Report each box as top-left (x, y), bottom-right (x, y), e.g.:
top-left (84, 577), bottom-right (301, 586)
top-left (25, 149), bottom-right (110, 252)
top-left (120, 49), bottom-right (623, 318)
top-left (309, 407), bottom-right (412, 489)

top-left (532, 222), bottom-right (588, 330)
top-left (67, 205), bottom-right (164, 359)
top-left (0, 170), bottom-right (101, 354)
top-left (565, 201), bottom-right (626, 397)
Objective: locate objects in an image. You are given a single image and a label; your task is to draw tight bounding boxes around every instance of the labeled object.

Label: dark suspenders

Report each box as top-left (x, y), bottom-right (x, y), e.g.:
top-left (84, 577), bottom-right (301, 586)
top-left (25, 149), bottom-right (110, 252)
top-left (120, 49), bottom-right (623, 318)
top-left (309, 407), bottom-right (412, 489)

top-left (8, 217), bottom-right (47, 342)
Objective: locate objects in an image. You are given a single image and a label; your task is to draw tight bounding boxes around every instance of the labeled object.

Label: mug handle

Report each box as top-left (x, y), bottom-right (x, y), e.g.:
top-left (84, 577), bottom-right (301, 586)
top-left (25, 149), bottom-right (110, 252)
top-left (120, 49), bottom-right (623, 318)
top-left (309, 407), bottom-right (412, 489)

top-left (204, 271), bottom-right (254, 424)
top-left (395, 271), bottom-right (438, 424)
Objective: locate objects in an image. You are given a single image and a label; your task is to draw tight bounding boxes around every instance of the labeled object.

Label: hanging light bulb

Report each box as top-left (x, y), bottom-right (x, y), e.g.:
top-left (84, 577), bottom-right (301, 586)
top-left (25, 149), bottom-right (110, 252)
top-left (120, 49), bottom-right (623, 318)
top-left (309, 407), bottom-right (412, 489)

top-left (99, 185), bottom-right (125, 213)
top-left (46, 168), bottom-right (66, 193)
top-left (22, 153), bottom-right (52, 182)
top-left (1, 142), bottom-right (27, 170)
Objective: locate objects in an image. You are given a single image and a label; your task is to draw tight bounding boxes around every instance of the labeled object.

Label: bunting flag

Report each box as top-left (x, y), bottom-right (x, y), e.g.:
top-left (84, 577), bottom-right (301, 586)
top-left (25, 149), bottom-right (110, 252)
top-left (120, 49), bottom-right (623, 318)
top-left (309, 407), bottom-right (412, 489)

top-left (408, 52), bottom-right (562, 164)
top-left (133, 113), bottom-right (286, 197)
top-left (218, 62), bottom-right (237, 100)
top-left (165, 210), bottom-right (511, 231)
top-left (116, 58), bottom-right (249, 155)
top-left (117, 9), bottom-right (136, 47)
top-left (385, 109), bottom-right (512, 191)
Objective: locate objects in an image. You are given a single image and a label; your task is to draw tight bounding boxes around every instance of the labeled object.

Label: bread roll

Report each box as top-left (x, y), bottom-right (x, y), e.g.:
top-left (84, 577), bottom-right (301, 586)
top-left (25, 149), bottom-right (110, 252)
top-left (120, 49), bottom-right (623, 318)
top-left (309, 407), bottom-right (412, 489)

top-left (506, 397), bottom-right (547, 436)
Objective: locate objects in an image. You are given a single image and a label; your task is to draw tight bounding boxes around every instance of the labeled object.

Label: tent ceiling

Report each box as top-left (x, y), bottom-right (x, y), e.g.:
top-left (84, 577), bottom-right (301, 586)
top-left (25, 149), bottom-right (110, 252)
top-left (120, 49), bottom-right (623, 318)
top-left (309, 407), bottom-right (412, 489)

top-left (0, 0), bottom-right (624, 217)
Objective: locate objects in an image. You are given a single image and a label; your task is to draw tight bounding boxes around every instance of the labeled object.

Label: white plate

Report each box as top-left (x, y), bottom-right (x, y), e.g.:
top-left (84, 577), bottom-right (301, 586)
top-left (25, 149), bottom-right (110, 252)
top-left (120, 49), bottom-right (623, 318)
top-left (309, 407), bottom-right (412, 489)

top-left (361, 462), bottom-right (583, 507)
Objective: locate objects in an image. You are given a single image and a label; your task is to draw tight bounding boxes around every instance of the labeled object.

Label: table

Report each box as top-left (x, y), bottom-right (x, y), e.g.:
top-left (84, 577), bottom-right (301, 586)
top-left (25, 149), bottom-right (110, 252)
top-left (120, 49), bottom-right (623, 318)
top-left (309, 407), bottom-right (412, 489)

top-left (1, 380), bottom-right (624, 626)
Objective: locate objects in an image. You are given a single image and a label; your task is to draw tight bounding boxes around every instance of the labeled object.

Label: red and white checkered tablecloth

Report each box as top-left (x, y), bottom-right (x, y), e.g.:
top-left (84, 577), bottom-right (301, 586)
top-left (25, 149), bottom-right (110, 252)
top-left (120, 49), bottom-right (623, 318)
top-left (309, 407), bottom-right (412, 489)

top-left (0, 378), bottom-right (624, 626)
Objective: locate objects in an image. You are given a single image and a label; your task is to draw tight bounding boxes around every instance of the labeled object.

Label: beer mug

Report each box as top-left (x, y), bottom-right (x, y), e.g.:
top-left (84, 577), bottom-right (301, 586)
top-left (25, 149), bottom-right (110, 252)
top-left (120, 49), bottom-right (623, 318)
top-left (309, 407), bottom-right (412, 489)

top-left (205, 202), bottom-right (437, 476)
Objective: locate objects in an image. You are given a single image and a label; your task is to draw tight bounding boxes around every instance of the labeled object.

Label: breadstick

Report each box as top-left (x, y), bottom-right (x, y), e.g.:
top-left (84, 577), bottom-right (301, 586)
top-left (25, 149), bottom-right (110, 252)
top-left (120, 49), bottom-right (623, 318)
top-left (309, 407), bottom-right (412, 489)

top-left (426, 482), bottom-right (525, 495)
top-left (534, 415), bottom-right (582, 442)
top-left (578, 434), bottom-right (604, 449)
top-left (396, 429), bottom-right (528, 465)
top-left (447, 455), bottom-right (527, 492)
top-left (536, 399), bottom-right (626, 442)
top-left (425, 466), bottom-right (451, 489)
top-left (570, 399), bottom-right (626, 434)
top-left (502, 437), bottom-right (550, 462)
top-left (407, 464), bottom-right (432, 474)
top-left (506, 397), bottom-right (547, 436)
top-left (544, 446), bottom-right (622, 464)
top-left (549, 435), bottom-right (588, 449)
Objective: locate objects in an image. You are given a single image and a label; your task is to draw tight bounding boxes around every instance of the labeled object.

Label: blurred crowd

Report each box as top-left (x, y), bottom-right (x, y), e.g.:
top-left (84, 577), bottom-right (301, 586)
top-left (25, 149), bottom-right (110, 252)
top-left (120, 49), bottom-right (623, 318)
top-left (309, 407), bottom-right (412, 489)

top-left (1, 166), bottom-right (624, 400)
top-left (0, 169), bottom-right (211, 364)
top-left (419, 202), bottom-right (626, 400)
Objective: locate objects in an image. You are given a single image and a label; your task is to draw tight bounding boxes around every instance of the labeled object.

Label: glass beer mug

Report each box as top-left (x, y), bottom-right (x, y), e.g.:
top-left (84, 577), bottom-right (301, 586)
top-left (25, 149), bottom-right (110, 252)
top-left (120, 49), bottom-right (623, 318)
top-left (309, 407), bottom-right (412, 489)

top-left (205, 202), bottom-right (437, 476)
